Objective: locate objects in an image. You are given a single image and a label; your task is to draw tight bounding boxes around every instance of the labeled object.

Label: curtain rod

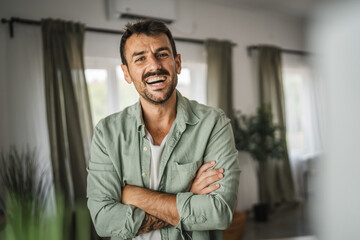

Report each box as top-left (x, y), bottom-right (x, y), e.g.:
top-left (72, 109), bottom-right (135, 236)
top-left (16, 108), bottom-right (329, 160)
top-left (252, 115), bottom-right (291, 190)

top-left (247, 45), bottom-right (310, 56)
top-left (1, 17), bottom-right (236, 46)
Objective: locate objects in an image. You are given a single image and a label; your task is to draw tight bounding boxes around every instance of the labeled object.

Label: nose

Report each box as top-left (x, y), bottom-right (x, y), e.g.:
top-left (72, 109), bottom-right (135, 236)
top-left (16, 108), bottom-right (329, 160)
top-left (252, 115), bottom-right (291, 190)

top-left (148, 54), bottom-right (162, 71)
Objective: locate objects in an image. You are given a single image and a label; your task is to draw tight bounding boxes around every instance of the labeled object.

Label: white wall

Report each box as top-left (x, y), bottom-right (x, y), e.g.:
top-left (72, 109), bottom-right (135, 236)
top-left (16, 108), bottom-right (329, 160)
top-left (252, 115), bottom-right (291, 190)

top-left (0, 0), bottom-right (306, 115)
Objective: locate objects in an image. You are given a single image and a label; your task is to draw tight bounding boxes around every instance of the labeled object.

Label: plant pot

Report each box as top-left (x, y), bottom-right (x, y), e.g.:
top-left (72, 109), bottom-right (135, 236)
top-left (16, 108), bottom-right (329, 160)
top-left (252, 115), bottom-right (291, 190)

top-left (253, 203), bottom-right (269, 222)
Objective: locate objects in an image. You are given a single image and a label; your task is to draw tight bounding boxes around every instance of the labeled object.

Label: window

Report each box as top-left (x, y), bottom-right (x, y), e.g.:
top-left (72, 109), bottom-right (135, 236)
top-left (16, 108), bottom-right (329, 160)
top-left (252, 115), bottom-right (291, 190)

top-left (283, 69), bottom-right (306, 156)
top-left (283, 64), bottom-right (318, 159)
top-left (283, 58), bottom-right (322, 201)
top-left (85, 57), bottom-right (207, 126)
top-left (85, 57), bottom-right (138, 125)
top-left (85, 68), bottom-right (109, 123)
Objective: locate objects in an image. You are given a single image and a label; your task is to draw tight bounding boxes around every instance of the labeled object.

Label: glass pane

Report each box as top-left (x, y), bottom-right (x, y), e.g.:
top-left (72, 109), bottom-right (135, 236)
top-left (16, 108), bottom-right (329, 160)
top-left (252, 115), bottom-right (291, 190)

top-left (177, 68), bottom-right (192, 99)
top-left (116, 66), bottom-right (139, 110)
top-left (283, 71), bottom-right (305, 155)
top-left (177, 64), bottom-right (207, 104)
top-left (85, 69), bottom-right (108, 125)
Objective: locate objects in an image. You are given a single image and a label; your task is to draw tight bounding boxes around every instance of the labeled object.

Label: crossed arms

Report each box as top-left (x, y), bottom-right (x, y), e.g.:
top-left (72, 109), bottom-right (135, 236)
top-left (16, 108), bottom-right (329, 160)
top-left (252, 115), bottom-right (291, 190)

top-left (122, 161), bottom-right (224, 234)
top-left (87, 115), bottom-right (240, 239)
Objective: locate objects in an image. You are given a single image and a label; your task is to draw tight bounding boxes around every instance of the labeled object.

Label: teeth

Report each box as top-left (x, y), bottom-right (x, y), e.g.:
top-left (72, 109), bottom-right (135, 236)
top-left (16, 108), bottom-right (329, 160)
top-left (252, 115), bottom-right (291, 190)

top-left (151, 82), bottom-right (163, 86)
top-left (147, 76), bottom-right (165, 83)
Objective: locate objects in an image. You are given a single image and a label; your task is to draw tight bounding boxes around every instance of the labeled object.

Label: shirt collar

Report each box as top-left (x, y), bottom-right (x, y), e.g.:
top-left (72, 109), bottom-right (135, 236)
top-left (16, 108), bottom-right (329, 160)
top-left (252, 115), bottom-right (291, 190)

top-left (175, 90), bottom-right (199, 131)
top-left (135, 90), bottom-right (199, 134)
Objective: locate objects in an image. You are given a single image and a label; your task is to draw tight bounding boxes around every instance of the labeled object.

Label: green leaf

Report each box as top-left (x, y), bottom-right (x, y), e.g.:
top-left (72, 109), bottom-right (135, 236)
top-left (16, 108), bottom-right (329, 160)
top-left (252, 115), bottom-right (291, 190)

top-left (232, 104), bottom-right (286, 162)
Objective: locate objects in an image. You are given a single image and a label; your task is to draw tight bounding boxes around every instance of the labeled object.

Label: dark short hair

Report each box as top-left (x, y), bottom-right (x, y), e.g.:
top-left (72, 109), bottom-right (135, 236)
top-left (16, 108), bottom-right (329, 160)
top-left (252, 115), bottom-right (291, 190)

top-left (120, 19), bottom-right (177, 66)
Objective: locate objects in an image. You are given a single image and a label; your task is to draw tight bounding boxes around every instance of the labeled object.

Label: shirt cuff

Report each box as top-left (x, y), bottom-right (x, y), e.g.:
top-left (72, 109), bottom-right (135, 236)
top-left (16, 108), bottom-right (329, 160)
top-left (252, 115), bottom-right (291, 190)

top-left (176, 192), bottom-right (194, 220)
top-left (121, 206), bottom-right (146, 239)
top-left (176, 192), bottom-right (193, 235)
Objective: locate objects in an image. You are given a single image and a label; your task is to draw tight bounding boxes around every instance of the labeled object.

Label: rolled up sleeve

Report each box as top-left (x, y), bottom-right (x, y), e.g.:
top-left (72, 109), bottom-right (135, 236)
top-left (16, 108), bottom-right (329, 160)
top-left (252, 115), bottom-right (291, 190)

top-left (176, 114), bottom-right (240, 232)
top-left (87, 123), bottom-right (145, 239)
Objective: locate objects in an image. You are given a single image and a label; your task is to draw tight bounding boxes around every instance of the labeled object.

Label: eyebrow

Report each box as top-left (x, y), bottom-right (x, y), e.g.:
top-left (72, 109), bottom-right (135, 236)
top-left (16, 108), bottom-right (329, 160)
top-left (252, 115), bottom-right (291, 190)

top-left (132, 51), bottom-right (147, 59)
top-left (155, 47), bottom-right (171, 53)
top-left (131, 47), bottom-right (171, 60)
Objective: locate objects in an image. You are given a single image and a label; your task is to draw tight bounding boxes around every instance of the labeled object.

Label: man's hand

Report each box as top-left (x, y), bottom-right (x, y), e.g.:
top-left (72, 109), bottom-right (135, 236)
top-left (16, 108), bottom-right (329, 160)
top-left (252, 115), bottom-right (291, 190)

top-left (190, 161), bottom-right (223, 195)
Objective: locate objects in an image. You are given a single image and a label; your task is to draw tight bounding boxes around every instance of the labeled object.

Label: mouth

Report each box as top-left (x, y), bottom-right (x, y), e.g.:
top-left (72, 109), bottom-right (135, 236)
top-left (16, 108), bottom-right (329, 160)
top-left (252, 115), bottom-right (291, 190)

top-left (146, 75), bottom-right (167, 86)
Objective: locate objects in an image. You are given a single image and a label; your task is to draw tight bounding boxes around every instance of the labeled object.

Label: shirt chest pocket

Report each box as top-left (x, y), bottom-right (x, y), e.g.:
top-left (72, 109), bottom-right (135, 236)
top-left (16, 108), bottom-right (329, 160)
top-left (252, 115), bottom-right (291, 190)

top-left (169, 158), bottom-right (203, 193)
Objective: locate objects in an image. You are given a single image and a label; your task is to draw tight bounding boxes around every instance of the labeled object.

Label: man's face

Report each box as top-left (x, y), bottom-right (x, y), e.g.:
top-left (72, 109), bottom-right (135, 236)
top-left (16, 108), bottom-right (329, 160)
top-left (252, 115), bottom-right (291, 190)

top-left (121, 33), bottom-right (181, 105)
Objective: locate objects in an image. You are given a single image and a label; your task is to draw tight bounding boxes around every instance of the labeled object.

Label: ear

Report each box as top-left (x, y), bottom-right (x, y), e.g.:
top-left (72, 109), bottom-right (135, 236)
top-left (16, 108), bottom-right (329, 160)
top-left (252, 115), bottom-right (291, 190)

top-left (121, 64), bottom-right (132, 84)
top-left (175, 54), bottom-right (182, 75)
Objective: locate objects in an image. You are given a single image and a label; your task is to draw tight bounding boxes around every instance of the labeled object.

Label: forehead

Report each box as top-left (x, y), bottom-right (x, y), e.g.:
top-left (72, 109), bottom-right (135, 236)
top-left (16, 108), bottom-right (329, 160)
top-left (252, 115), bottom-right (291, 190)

top-left (124, 33), bottom-right (172, 56)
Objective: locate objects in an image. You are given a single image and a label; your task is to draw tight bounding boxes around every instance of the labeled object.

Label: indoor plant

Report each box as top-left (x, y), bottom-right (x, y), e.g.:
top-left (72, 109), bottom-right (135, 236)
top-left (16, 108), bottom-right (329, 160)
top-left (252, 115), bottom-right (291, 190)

top-left (232, 104), bottom-right (286, 221)
top-left (0, 147), bottom-right (64, 240)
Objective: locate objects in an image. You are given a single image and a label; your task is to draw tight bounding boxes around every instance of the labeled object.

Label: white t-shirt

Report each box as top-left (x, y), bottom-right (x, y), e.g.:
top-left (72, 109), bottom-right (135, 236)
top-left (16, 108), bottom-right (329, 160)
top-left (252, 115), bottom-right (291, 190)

top-left (133, 130), bottom-right (168, 240)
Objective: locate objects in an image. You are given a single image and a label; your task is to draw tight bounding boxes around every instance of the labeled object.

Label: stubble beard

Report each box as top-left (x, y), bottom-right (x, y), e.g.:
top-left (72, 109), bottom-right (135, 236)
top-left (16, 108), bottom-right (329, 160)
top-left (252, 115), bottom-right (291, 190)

top-left (142, 77), bottom-right (177, 105)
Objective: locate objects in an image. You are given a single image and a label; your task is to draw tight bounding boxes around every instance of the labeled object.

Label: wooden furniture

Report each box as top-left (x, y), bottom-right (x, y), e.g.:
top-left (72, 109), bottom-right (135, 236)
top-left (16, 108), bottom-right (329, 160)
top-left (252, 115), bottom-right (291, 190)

top-left (222, 211), bottom-right (247, 240)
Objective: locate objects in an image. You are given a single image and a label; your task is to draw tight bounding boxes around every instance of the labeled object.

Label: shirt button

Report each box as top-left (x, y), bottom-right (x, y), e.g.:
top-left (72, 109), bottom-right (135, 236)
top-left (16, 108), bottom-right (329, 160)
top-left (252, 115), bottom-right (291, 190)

top-left (143, 146), bottom-right (148, 151)
top-left (142, 172), bottom-right (147, 177)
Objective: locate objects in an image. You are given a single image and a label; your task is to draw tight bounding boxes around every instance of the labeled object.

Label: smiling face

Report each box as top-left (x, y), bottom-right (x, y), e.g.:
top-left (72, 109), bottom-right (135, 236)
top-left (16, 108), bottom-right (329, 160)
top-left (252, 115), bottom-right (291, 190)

top-left (121, 33), bottom-right (181, 105)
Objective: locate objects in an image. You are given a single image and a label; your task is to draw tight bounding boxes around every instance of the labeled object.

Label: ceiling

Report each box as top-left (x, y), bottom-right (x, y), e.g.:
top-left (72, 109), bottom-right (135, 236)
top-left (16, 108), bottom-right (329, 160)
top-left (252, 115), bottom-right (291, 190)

top-left (192, 0), bottom-right (316, 19)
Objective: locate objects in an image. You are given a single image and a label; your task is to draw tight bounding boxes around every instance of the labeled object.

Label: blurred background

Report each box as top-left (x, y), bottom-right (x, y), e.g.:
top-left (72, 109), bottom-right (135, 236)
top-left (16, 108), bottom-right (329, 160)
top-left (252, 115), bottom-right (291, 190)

top-left (0, 0), bottom-right (359, 240)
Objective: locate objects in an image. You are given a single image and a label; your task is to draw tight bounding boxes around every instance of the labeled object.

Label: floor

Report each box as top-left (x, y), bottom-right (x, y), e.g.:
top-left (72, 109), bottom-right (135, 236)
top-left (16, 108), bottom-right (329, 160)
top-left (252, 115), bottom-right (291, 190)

top-left (242, 202), bottom-right (315, 240)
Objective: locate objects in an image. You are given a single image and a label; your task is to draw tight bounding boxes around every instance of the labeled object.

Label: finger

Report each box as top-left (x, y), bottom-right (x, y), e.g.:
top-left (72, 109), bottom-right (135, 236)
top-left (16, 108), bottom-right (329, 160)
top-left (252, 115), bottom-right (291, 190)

top-left (198, 168), bottom-right (223, 182)
top-left (196, 161), bottom-right (216, 177)
top-left (200, 183), bottom-right (221, 195)
top-left (205, 173), bottom-right (223, 186)
top-left (197, 172), bottom-right (223, 190)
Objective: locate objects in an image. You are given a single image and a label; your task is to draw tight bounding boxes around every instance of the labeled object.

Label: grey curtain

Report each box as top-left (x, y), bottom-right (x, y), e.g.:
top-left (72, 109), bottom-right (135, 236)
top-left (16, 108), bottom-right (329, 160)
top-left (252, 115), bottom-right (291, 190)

top-left (41, 19), bottom-right (96, 240)
top-left (257, 45), bottom-right (295, 205)
top-left (206, 39), bottom-right (233, 118)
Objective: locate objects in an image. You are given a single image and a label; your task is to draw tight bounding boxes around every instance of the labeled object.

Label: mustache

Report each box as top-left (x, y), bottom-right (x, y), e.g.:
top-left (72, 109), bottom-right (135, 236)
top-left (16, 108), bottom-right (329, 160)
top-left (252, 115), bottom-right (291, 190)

top-left (142, 69), bottom-right (170, 81)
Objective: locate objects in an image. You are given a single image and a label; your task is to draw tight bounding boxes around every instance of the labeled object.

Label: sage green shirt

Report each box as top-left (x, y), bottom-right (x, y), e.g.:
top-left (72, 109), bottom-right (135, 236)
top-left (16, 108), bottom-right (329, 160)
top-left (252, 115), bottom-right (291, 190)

top-left (87, 91), bottom-right (240, 240)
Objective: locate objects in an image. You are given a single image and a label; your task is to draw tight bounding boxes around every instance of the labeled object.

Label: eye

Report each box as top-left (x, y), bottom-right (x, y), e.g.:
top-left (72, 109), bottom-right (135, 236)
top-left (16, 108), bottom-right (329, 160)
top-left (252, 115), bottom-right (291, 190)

top-left (135, 57), bottom-right (145, 63)
top-left (157, 53), bottom-right (169, 58)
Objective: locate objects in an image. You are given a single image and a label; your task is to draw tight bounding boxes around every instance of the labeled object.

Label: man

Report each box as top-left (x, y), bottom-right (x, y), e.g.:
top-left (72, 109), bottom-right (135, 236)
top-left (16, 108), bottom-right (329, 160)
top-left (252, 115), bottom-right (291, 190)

top-left (87, 19), bottom-right (240, 240)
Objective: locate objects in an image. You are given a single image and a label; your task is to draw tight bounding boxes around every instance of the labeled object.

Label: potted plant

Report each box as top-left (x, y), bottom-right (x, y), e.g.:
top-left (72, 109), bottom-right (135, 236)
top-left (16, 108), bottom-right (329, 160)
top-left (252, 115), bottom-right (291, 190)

top-left (232, 104), bottom-right (286, 222)
top-left (0, 147), bottom-right (64, 240)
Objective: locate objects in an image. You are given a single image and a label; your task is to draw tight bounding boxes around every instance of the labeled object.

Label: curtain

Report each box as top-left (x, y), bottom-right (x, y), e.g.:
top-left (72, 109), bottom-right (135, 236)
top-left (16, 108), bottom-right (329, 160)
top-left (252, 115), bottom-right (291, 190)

top-left (41, 19), bottom-right (96, 240)
top-left (206, 39), bottom-right (233, 118)
top-left (257, 45), bottom-right (295, 205)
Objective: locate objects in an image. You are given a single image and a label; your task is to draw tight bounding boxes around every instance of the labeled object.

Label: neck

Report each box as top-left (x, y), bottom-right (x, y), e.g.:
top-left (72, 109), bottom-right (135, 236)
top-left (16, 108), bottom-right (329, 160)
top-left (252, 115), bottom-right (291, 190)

top-left (140, 91), bottom-right (177, 145)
